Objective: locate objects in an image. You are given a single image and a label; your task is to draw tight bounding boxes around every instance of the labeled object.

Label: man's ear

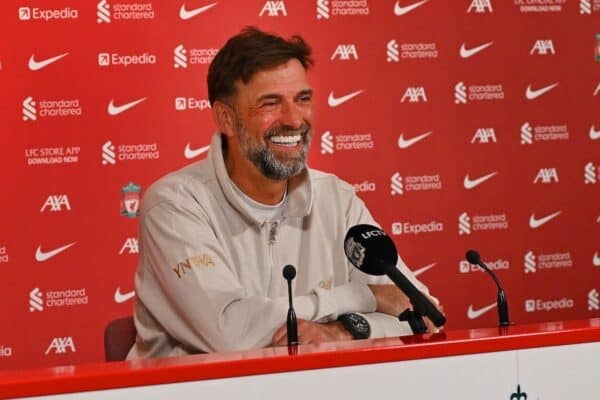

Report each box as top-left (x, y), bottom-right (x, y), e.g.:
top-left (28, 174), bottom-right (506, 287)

top-left (212, 101), bottom-right (235, 137)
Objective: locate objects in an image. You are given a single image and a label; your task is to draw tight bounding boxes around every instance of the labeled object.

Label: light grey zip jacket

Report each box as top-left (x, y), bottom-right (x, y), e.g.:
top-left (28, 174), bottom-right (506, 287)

top-left (128, 133), bottom-right (434, 358)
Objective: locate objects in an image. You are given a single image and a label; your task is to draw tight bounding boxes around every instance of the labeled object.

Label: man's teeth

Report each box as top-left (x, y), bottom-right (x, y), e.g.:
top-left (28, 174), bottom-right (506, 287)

top-left (270, 135), bottom-right (301, 146)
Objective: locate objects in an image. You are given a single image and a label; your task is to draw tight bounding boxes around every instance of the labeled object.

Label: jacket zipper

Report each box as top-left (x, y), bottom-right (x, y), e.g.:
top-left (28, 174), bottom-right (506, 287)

top-left (266, 221), bottom-right (278, 296)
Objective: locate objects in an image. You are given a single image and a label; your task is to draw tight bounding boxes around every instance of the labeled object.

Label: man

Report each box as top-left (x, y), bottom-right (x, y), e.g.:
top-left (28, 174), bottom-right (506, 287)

top-left (127, 27), bottom-right (442, 358)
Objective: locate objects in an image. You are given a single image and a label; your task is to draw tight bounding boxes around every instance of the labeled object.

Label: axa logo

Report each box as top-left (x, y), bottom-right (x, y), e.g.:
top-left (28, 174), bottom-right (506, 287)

top-left (119, 237), bottom-right (139, 254)
top-left (96, 0), bottom-right (110, 23)
top-left (459, 41), bottom-right (493, 59)
top-left (35, 242), bottom-right (76, 262)
top-left (458, 212), bottom-right (471, 235)
top-left (530, 39), bottom-right (555, 55)
top-left (28, 53), bottom-right (69, 71)
top-left (454, 81), bottom-right (467, 104)
top-left (179, 2), bottom-right (218, 20)
top-left (328, 89), bottom-right (363, 107)
top-left (524, 251), bottom-right (536, 273)
top-left (29, 288), bottom-right (44, 312)
top-left (467, 302), bottom-right (496, 319)
top-left (386, 40), bottom-right (399, 62)
top-left (45, 337), bottom-right (76, 354)
top-left (174, 44), bottom-right (187, 68)
top-left (394, 0), bottom-right (429, 16)
top-left (401, 86), bottom-right (427, 103)
top-left (390, 173), bottom-right (403, 195)
top-left (102, 141), bottom-right (116, 165)
top-left (533, 167), bottom-right (559, 183)
top-left (40, 194), bottom-right (71, 212)
top-left (22, 96), bottom-right (37, 121)
top-left (529, 210), bottom-right (561, 229)
top-left (467, 0), bottom-right (493, 13)
top-left (525, 82), bottom-right (558, 100)
top-left (259, 1), bottom-right (287, 16)
top-left (589, 289), bottom-right (599, 310)
top-left (321, 131), bottom-right (334, 154)
top-left (471, 128), bottom-right (497, 143)
top-left (331, 44), bottom-right (358, 60)
top-left (585, 162), bottom-right (598, 184)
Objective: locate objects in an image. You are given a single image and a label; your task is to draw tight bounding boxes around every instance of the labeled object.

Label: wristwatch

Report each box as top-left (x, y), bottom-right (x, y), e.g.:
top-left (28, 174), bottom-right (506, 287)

top-left (338, 313), bottom-right (371, 340)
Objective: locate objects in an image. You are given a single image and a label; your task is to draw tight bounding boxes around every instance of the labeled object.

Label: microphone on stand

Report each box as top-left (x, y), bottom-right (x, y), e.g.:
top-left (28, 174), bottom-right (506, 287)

top-left (282, 264), bottom-right (298, 346)
top-left (344, 224), bottom-right (446, 328)
top-left (465, 249), bottom-right (510, 327)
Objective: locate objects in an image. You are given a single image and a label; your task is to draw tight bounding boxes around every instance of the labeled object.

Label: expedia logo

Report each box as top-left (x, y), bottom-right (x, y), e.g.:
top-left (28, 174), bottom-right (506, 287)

top-left (320, 131), bottom-right (373, 154)
top-left (18, 6), bottom-right (79, 21)
top-left (25, 146), bottom-right (81, 166)
top-left (525, 297), bottom-right (574, 312)
top-left (352, 181), bottom-right (376, 193)
top-left (455, 81), bottom-right (504, 104)
top-left (98, 52), bottom-right (156, 67)
top-left (175, 97), bottom-right (211, 111)
top-left (0, 345), bottom-right (12, 358)
top-left (0, 246), bottom-right (8, 264)
top-left (391, 220), bottom-right (443, 235)
top-left (459, 259), bottom-right (509, 273)
top-left (173, 45), bottom-right (218, 68)
top-left (459, 212), bottom-right (508, 235)
top-left (316, 0), bottom-right (370, 19)
top-left (516, 0), bottom-right (565, 13)
top-left (520, 122), bottom-right (569, 144)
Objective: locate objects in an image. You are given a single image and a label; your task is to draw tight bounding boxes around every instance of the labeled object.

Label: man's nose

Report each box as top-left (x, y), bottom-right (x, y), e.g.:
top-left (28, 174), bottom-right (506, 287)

top-left (279, 102), bottom-right (305, 129)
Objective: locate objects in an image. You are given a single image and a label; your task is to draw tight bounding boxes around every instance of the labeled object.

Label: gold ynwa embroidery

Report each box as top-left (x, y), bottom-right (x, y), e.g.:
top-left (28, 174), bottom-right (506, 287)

top-left (172, 254), bottom-right (215, 279)
top-left (318, 276), bottom-right (333, 290)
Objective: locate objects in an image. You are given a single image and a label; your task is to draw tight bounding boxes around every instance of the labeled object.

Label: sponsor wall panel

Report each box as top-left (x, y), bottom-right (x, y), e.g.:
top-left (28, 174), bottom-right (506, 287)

top-left (2, 0), bottom-right (599, 369)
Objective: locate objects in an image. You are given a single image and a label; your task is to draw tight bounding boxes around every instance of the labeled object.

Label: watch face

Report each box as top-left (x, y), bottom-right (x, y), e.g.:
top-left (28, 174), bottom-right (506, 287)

top-left (342, 313), bottom-right (370, 339)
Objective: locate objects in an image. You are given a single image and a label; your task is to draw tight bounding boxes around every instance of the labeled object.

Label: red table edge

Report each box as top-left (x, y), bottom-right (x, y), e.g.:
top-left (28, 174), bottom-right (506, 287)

top-left (1, 319), bottom-right (599, 399)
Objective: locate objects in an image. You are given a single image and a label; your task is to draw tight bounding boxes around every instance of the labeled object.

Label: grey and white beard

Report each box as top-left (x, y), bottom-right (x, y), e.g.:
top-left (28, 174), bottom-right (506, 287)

top-left (236, 119), bottom-right (312, 181)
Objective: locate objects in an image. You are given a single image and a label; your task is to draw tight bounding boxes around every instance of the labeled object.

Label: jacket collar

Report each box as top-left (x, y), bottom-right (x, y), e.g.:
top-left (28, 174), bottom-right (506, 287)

top-left (209, 133), bottom-right (313, 225)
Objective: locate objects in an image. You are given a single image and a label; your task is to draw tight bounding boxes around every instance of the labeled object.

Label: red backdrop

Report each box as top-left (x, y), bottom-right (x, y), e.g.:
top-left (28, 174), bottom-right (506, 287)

top-left (1, 0), bottom-right (599, 369)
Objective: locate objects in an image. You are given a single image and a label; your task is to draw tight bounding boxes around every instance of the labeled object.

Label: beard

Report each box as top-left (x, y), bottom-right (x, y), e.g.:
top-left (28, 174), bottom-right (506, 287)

top-left (235, 118), bottom-right (312, 181)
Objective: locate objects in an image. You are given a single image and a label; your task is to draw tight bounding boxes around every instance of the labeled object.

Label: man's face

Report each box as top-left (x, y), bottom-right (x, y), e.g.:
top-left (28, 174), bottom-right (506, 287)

top-left (228, 58), bottom-right (314, 180)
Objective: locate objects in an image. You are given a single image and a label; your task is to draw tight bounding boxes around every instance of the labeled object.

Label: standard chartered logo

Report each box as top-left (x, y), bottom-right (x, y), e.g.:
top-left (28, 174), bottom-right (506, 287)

top-left (174, 44), bottom-right (187, 68)
top-left (317, 0), bottom-right (329, 19)
top-left (29, 288), bottom-right (43, 312)
top-left (521, 122), bottom-right (533, 144)
top-left (458, 212), bottom-right (471, 235)
top-left (320, 131), bottom-right (334, 154)
top-left (97, 0), bottom-right (110, 23)
top-left (589, 289), bottom-right (599, 310)
top-left (584, 162), bottom-right (597, 184)
top-left (580, 0), bottom-right (591, 14)
top-left (22, 96), bottom-right (37, 121)
top-left (386, 39), bottom-right (399, 62)
top-left (102, 141), bottom-right (116, 165)
top-left (524, 251), bottom-right (536, 273)
top-left (390, 173), bottom-right (403, 195)
top-left (454, 81), bottom-right (467, 104)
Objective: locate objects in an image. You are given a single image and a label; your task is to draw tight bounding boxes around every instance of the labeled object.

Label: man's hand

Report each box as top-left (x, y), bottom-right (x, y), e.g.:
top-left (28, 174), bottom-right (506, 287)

top-left (368, 284), bottom-right (412, 317)
top-left (272, 319), bottom-right (352, 346)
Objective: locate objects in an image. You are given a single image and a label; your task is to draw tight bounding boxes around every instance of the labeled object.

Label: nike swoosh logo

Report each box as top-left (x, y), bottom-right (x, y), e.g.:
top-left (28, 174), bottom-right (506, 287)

top-left (459, 41), bottom-right (494, 59)
top-left (35, 242), bottom-right (76, 262)
top-left (179, 2), bottom-right (218, 20)
top-left (28, 53), bottom-right (69, 71)
top-left (529, 211), bottom-right (562, 229)
top-left (114, 288), bottom-right (135, 304)
top-left (107, 97), bottom-right (147, 116)
top-left (413, 262), bottom-right (436, 277)
top-left (467, 302), bottom-right (496, 319)
top-left (590, 125), bottom-right (600, 140)
top-left (327, 90), bottom-right (364, 107)
top-left (394, 0), bottom-right (428, 16)
top-left (397, 131), bottom-right (432, 149)
top-left (526, 83), bottom-right (559, 100)
top-left (593, 252), bottom-right (600, 267)
top-left (184, 143), bottom-right (210, 159)
top-left (464, 171), bottom-right (497, 190)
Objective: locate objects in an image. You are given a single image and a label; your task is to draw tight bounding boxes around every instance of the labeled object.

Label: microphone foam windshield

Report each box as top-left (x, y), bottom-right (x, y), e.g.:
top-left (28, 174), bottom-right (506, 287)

top-left (344, 224), bottom-right (398, 276)
top-left (282, 264), bottom-right (296, 280)
top-left (465, 249), bottom-right (481, 265)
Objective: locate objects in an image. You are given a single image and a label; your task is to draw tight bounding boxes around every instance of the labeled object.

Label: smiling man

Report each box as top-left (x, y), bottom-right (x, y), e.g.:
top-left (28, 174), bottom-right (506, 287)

top-left (128, 27), bottom-right (442, 358)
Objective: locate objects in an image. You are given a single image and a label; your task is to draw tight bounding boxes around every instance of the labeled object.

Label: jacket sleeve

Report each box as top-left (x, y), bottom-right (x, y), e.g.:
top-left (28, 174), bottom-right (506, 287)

top-left (344, 192), bottom-right (440, 338)
top-left (136, 198), bottom-right (375, 354)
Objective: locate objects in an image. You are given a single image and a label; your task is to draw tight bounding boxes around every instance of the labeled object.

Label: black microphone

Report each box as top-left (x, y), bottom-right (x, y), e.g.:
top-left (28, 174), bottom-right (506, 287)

top-left (344, 224), bottom-right (446, 328)
top-left (282, 264), bottom-right (298, 346)
top-left (465, 249), bottom-right (510, 327)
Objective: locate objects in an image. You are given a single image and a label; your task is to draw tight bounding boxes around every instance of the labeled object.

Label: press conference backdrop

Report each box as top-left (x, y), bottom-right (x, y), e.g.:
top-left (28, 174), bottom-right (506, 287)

top-left (1, 0), bottom-right (598, 369)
